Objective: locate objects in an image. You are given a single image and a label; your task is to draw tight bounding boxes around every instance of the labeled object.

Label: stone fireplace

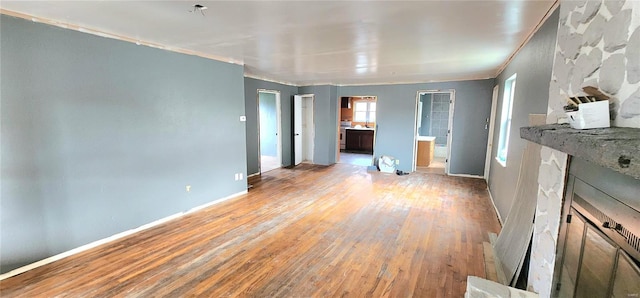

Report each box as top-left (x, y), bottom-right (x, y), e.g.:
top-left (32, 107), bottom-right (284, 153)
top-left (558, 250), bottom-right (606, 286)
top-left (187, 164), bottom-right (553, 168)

top-left (521, 125), bottom-right (640, 297)
top-left (553, 157), bottom-right (639, 297)
top-left (521, 0), bottom-right (640, 296)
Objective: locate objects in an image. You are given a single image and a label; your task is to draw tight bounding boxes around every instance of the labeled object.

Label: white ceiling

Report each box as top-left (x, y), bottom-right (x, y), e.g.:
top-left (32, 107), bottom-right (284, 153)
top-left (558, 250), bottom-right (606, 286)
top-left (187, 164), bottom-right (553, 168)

top-left (0, 1), bottom-right (556, 86)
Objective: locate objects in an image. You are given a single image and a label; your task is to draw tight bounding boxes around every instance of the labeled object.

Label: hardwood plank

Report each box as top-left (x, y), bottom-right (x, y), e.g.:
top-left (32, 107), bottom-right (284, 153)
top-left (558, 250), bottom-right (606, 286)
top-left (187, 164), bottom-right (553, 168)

top-left (0, 163), bottom-right (501, 297)
top-left (483, 242), bottom-right (500, 283)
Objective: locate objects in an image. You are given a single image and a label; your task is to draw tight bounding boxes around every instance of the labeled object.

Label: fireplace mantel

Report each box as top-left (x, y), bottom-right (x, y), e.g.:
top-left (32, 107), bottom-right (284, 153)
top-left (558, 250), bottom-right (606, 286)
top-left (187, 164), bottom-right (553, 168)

top-left (520, 124), bottom-right (640, 180)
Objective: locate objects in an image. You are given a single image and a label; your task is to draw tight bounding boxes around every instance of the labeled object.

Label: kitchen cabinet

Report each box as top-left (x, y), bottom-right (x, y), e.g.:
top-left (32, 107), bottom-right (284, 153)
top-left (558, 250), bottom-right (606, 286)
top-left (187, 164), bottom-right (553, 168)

top-left (341, 97), bottom-right (351, 109)
top-left (345, 129), bottom-right (374, 153)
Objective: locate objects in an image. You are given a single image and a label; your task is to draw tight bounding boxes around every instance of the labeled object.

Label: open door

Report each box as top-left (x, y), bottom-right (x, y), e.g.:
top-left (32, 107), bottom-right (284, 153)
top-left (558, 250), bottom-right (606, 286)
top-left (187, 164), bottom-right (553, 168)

top-left (293, 94), bottom-right (314, 166)
top-left (294, 95), bottom-right (303, 165)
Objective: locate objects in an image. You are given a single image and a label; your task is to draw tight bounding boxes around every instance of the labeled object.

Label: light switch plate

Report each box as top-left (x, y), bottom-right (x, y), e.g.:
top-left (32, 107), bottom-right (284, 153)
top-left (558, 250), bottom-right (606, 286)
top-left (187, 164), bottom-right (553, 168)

top-left (239, 116), bottom-right (246, 122)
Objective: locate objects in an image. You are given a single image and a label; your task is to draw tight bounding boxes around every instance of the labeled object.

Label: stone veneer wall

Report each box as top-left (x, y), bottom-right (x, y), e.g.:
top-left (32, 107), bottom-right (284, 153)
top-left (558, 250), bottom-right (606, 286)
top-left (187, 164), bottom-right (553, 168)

top-left (528, 147), bottom-right (568, 297)
top-left (529, 0), bottom-right (640, 296)
top-left (547, 0), bottom-right (640, 127)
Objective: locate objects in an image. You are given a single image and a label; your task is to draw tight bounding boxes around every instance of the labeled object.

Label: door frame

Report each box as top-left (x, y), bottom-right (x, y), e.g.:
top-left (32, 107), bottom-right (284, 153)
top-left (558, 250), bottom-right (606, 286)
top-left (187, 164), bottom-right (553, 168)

top-left (412, 89), bottom-right (455, 174)
top-left (257, 89), bottom-right (282, 173)
top-left (294, 94), bottom-right (315, 165)
top-left (337, 95), bottom-right (378, 165)
top-left (336, 96), bottom-right (341, 162)
top-left (484, 85), bottom-right (500, 181)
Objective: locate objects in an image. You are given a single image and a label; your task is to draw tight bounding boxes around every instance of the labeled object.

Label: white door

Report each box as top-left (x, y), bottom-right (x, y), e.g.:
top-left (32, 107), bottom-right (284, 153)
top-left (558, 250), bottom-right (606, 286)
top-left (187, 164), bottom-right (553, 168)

top-left (302, 96), bottom-right (314, 162)
top-left (294, 95), bottom-right (303, 165)
top-left (445, 92), bottom-right (455, 175)
top-left (484, 85), bottom-right (500, 181)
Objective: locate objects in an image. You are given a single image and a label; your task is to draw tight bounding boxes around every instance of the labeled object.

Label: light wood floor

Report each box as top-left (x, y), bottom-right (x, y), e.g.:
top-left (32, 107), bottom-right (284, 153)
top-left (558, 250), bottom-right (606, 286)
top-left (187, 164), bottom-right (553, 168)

top-left (416, 156), bottom-right (446, 175)
top-left (0, 163), bottom-right (500, 297)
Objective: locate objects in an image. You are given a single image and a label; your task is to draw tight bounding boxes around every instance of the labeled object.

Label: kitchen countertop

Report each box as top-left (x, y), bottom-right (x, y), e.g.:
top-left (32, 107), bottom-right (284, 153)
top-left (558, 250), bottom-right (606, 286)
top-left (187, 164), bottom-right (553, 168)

top-left (345, 127), bottom-right (374, 131)
top-left (417, 136), bottom-right (436, 141)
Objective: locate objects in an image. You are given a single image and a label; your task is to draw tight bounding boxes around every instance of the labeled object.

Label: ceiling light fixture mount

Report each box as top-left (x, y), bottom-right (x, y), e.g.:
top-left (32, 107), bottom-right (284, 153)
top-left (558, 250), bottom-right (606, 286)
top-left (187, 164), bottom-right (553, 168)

top-left (190, 4), bottom-right (208, 15)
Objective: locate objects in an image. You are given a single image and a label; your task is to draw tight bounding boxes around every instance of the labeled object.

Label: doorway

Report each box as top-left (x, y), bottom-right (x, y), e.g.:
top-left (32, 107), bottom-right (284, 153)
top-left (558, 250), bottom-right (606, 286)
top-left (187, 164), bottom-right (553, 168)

top-left (337, 96), bottom-right (377, 167)
top-left (484, 85), bottom-right (500, 181)
top-left (294, 94), bottom-right (315, 165)
top-left (258, 90), bottom-right (282, 173)
top-left (413, 90), bottom-right (455, 175)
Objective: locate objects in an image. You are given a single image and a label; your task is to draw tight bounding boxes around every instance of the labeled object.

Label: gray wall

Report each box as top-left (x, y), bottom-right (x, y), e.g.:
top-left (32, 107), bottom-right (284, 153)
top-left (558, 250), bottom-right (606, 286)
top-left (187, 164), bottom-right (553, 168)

top-left (298, 85), bottom-right (339, 166)
top-left (258, 92), bottom-right (277, 157)
top-left (1, 15), bottom-right (247, 273)
top-left (244, 77), bottom-right (298, 175)
top-left (338, 80), bottom-right (494, 175)
top-left (244, 81), bottom-right (339, 172)
top-left (488, 8), bottom-right (559, 220)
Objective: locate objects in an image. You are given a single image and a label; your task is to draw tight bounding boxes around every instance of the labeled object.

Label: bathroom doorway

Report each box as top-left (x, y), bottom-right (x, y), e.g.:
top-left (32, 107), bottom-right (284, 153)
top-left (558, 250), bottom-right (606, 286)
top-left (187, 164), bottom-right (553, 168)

top-left (413, 90), bottom-right (454, 175)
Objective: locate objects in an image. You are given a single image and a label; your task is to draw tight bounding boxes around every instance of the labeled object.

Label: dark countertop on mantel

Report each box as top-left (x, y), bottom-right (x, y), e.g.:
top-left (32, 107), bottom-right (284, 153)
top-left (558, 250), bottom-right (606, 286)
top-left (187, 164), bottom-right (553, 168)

top-left (520, 124), bottom-right (640, 180)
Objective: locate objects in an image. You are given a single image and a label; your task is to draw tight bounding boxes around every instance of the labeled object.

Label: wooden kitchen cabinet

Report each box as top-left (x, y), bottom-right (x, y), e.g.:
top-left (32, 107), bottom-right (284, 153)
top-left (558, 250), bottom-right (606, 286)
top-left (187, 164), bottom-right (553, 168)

top-left (360, 132), bottom-right (374, 152)
top-left (340, 97), bottom-right (351, 109)
top-left (345, 129), bottom-right (374, 154)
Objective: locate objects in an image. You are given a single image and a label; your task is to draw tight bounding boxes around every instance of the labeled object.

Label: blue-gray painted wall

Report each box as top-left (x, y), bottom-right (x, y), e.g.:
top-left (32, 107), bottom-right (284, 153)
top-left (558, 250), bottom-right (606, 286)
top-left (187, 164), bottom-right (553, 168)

top-left (338, 80), bottom-right (494, 175)
top-left (488, 8), bottom-right (559, 220)
top-left (243, 77), bottom-right (298, 175)
top-left (0, 7), bottom-right (558, 274)
top-left (1, 15), bottom-right (247, 273)
top-left (258, 92), bottom-right (278, 157)
top-left (247, 79), bottom-right (495, 176)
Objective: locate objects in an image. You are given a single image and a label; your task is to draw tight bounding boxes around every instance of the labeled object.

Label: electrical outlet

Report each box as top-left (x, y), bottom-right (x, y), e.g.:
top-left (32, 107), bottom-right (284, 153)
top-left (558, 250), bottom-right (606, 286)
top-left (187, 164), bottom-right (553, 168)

top-left (186, 185), bottom-right (191, 192)
top-left (395, 159), bottom-right (400, 165)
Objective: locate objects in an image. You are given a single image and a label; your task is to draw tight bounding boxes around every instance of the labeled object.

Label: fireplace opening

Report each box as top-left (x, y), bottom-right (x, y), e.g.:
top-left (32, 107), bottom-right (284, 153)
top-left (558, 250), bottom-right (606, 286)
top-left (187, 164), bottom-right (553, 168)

top-left (553, 158), bottom-right (640, 298)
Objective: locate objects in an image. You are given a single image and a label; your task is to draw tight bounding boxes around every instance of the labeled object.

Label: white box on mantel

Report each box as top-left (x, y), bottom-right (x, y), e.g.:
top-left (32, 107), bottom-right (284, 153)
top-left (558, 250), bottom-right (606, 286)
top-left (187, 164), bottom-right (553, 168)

top-left (566, 100), bottom-right (610, 130)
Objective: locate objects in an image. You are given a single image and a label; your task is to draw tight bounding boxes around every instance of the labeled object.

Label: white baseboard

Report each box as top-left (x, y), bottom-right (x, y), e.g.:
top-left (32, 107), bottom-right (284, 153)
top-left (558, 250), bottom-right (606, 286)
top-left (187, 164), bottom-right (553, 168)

top-left (486, 187), bottom-right (504, 226)
top-left (448, 173), bottom-right (484, 179)
top-left (247, 172), bottom-right (260, 178)
top-left (0, 190), bottom-right (247, 281)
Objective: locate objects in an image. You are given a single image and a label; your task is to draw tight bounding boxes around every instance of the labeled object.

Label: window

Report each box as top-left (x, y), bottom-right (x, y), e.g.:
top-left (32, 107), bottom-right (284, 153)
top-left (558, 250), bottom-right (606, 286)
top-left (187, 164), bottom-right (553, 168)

top-left (354, 101), bottom-right (376, 123)
top-left (496, 74), bottom-right (517, 167)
